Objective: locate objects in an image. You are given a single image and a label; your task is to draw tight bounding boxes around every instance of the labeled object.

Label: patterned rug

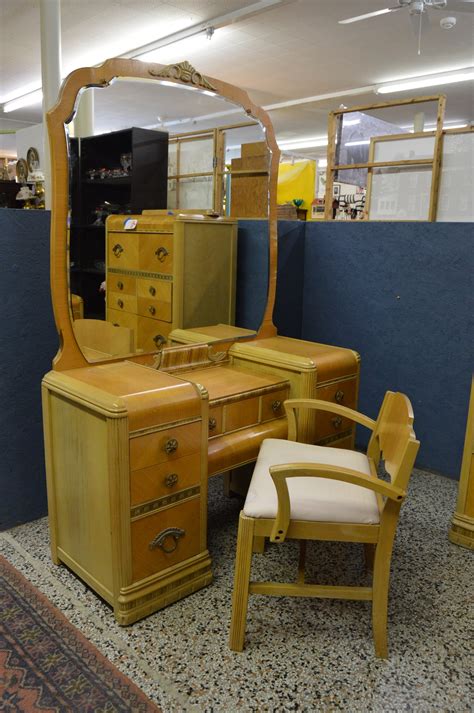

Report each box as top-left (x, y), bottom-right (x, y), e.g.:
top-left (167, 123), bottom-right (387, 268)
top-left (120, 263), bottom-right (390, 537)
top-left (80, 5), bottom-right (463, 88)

top-left (0, 554), bottom-right (161, 712)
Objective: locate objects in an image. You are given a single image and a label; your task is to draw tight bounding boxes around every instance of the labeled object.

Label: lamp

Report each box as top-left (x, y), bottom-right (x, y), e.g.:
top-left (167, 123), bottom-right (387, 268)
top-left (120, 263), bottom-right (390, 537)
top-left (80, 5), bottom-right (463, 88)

top-left (376, 67), bottom-right (474, 94)
top-left (3, 89), bottom-right (43, 113)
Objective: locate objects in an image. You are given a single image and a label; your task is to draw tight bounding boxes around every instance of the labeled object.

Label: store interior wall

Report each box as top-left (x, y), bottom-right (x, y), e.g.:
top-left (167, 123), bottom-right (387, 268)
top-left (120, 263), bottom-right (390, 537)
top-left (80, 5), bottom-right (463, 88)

top-left (0, 210), bottom-right (471, 528)
top-left (0, 209), bottom-right (56, 530)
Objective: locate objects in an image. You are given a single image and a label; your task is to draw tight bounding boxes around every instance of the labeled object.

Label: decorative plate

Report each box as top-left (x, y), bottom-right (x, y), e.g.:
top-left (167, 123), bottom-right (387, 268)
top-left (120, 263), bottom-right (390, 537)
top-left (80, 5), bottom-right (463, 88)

top-left (27, 146), bottom-right (40, 172)
top-left (16, 158), bottom-right (28, 183)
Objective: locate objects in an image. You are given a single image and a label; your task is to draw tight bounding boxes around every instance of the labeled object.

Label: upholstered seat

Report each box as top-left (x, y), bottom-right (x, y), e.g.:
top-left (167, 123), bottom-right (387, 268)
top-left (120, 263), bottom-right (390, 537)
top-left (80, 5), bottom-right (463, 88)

top-left (244, 439), bottom-right (379, 524)
top-left (229, 392), bottom-right (419, 658)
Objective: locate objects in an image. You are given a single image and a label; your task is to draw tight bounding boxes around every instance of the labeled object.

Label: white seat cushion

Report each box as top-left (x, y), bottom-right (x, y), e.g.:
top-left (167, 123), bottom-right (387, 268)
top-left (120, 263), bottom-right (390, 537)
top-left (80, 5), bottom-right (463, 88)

top-left (243, 439), bottom-right (380, 524)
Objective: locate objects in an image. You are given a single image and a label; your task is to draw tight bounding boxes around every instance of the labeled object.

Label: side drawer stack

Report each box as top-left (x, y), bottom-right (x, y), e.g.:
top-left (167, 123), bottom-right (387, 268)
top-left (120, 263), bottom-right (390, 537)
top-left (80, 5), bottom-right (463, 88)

top-left (106, 216), bottom-right (175, 351)
top-left (129, 420), bottom-right (202, 582)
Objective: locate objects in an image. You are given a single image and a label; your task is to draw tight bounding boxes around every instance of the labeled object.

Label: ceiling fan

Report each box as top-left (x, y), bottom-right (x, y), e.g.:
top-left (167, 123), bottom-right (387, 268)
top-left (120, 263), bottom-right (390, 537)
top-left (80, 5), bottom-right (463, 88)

top-left (339, 0), bottom-right (474, 54)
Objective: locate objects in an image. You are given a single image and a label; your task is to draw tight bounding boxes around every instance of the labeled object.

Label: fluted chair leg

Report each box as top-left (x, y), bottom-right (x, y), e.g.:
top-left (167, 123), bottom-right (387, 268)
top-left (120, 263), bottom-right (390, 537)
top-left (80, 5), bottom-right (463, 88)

top-left (229, 514), bottom-right (255, 651)
top-left (372, 527), bottom-right (397, 658)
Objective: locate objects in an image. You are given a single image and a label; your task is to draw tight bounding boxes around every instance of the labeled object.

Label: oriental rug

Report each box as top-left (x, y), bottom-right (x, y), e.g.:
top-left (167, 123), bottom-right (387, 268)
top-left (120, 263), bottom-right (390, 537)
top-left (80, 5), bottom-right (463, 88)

top-left (0, 554), bottom-right (161, 712)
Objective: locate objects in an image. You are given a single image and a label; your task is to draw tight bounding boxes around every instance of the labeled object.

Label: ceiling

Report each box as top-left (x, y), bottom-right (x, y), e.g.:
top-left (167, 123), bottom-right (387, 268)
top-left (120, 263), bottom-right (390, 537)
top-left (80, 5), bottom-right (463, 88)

top-left (1, 0), bottom-right (473, 160)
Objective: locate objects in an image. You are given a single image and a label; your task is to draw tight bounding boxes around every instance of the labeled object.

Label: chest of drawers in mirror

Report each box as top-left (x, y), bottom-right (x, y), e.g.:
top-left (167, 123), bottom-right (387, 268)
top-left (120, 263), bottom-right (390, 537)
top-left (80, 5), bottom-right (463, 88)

top-left (106, 212), bottom-right (237, 352)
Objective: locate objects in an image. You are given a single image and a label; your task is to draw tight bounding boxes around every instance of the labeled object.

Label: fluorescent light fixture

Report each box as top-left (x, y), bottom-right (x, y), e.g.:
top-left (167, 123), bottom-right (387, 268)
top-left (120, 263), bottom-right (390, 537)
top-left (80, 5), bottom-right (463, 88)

top-left (345, 140), bottom-right (370, 146)
top-left (339, 8), bottom-right (393, 24)
top-left (401, 120), bottom-right (469, 132)
top-left (3, 89), bottom-right (43, 113)
top-left (278, 136), bottom-right (328, 150)
top-left (139, 30), bottom-right (216, 62)
top-left (376, 68), bottom-right (474, 94)
top-left (343, 119), bottom-right (360, 126)
top-left (438, 123), bottom-right (469, 130)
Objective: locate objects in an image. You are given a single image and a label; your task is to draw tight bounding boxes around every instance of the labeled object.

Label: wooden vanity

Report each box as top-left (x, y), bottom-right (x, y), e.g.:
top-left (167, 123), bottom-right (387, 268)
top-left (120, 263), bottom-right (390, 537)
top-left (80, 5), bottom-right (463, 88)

top-left (42, 58), bottom-right (361, 624)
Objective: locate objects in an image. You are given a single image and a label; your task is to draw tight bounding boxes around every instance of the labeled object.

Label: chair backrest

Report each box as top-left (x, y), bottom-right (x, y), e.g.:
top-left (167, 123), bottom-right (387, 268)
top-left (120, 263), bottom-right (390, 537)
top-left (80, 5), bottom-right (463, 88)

top-left (73, 318), bottom-right (135, 356)
top-left (368, 391), bottom-right (419, 491)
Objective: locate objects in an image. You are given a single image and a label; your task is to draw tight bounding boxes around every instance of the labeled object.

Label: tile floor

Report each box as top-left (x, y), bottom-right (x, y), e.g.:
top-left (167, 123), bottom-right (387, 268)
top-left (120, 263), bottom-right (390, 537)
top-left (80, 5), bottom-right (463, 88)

top-left (1, 469), bottom-right (472, 712)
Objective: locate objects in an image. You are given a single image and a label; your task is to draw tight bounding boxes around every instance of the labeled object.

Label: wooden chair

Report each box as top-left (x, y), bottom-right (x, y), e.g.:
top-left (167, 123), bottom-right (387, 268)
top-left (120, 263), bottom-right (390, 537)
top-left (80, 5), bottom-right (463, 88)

top-left (229, 391), bottom-right (420, 658)
top-left (72, 318), bottom-right (135, 359)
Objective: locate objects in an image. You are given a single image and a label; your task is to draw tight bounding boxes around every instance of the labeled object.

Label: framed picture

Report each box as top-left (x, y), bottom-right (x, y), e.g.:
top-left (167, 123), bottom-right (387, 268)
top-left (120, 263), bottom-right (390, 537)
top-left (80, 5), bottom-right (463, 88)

top-left (333, 184), bottom-right (340, 197)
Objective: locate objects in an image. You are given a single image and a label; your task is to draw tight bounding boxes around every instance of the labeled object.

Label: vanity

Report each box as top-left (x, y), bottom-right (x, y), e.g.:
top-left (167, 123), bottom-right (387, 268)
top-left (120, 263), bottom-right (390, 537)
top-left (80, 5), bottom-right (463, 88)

top-left (42, 58), bottom-right (360, 624)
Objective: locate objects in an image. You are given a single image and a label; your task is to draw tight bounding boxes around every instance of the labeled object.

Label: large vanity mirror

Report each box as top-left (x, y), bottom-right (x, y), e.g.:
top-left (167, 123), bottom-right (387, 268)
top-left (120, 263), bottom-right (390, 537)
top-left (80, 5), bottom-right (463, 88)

top-left (47, 58), bottom-right (279, 371)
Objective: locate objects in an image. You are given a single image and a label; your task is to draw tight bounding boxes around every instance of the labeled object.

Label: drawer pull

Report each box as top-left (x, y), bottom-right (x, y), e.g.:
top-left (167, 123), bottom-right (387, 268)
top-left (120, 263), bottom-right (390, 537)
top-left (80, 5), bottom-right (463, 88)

top-left (155, 246), bottom-right (169, 262)
top-left (117, 299), bottom-right (124, 309)
top-left (117, 280), bottom-right (124, 290)
top-left (164, 473), bottom-right (179, 488)
top-left (209, 417), bottom-right (217, 432)
top-left (335, 390), bottom-right (345, 404)
top-left (148, 306), bottom-right (156, 316)
top-left (332, 416), bottom-right (343, 429)
top-left (164, 438), bottom-right (178, 455)
top-left (149, 527), bottom-right (185, 554)
top-left (271, 400), bottom-right (282, 414)
top-left (112, 243), bottom-right (123, 257)
top-left (149, 286), bottom-right (156, 296)
top-left (153, 334), bottom-right (167, 348)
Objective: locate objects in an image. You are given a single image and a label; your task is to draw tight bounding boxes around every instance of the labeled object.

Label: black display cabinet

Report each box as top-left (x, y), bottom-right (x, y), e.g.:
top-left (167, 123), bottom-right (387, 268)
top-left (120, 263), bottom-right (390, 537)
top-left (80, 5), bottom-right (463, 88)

top-left (69, 127), bottom-right (168, 318)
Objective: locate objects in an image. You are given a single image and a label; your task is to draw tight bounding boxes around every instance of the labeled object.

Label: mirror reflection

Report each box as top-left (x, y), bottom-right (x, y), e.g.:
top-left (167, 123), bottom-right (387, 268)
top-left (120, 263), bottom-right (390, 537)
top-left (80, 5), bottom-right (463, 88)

top-left (65, 76), bottom-right (270, 362)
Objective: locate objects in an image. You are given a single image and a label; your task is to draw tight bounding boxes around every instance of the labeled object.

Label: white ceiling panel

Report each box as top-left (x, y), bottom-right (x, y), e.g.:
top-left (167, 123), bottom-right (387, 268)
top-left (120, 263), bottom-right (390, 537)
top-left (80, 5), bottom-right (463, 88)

top-left (0, 0), bottom-right (472, 158)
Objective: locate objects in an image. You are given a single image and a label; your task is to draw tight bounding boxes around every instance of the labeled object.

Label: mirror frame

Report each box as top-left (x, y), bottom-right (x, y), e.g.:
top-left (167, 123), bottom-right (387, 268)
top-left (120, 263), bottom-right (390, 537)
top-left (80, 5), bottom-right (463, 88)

top-left (47, 58), bottom-right (279, 371)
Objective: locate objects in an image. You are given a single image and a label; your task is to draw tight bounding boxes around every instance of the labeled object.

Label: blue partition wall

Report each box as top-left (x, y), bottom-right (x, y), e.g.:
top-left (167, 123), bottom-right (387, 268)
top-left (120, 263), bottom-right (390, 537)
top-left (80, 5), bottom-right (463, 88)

top-left (1, 211), bottom-right (472, 528)
top-left (300, 222), bottom-right (473, 478)
top-left (0, 209), bottom-right (57, 529)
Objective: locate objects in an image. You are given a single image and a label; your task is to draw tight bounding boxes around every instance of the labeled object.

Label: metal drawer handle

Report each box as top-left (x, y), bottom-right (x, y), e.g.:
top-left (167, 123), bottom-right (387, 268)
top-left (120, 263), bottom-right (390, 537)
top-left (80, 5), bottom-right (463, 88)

top-left (149, 527), bottom-right (185, 553)
top-left (335, 390), bottom-right (345, 404)
top-left (332, 416), bottom-right (343, 429)
top-left (117, 280), bottom-right (124, 290)
top-left (117, 299), bottom-right (124, 309)
top-left (209, 417), bottom-right (217, 432)
top-left (148, 305), bottom-right (156, 316)
top-left (155, 246), bottom-right (169, 262)
top-left (164, 438), bottom-right (178, 455)
top-left (271, 400), bottom-right (282, 413)
top-left (164, 473), bottom-right (178, 488)
top-left (112, 243), bottom-right (123, 257)
top-left (153, 334), bottom-right (167, 348)
top-left (149, 286), bottom-right (156, 296)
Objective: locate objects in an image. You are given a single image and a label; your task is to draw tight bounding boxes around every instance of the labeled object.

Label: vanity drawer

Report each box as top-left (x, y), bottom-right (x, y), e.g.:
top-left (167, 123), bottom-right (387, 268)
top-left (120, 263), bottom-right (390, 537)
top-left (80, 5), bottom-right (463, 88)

top-left (137, 296), bottom-right (172, 322)
top-left (315, 378), bottom-right (358, 438)
top-left (261, 388), bottom-right (289, 422)
top-left (107, 291), bottom-right (137, 314)
top-left (107, 308), bottom-right (137, 331)
top-left (136, 315), bottom-right (172, 351)
top-left (107, 233), bottom-right (139, 271)
top-left (130, 421), bottom-right (202, 471)
top-left (208, 406), bottom-right (223, 437)
top-left (139, 234), bottom-right (173, 274)
top-left (131, 497), bottom-right (201, 582)
top-left (108, 273), bottom-right (136, 295)
top-left (130, 453), bottom-right (201, 507)
top-left (225, 397), bottom-right (259, 432)
top-left (137, 277), bottom-right (172, 302)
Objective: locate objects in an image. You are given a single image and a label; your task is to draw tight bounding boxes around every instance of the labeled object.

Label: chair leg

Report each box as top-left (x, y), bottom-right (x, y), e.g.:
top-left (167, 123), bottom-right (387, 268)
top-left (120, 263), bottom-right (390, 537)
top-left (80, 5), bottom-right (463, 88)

top-left (229, 514), bottom-right (255, 652)
top-left (364, 543), bottom-right (375, 574)
top-left (253, 535), bottom-right (265, 554)
top-left (297, 540), bottom-right (306, 584)
top-left (372, 535), bottom-right (396, 659)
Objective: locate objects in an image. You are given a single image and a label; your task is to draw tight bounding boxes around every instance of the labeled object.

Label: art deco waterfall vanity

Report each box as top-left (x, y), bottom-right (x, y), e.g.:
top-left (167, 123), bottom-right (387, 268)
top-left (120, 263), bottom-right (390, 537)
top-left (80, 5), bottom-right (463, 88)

top-left (42, 58), bottom-right (360, 624)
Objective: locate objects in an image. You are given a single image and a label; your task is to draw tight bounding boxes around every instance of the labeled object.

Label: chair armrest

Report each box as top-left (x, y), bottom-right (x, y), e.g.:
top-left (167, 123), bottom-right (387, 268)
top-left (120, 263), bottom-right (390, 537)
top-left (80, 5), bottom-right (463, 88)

top-left (268, 462), bottom-right (405, 542)
top-left (284, 398), bottom-right (376, 442)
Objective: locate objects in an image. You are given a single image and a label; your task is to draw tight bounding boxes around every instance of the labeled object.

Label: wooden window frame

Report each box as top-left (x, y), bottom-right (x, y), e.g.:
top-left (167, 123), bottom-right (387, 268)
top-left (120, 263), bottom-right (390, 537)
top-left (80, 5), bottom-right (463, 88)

top-left (324, 95), bottom-right (446, 221)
